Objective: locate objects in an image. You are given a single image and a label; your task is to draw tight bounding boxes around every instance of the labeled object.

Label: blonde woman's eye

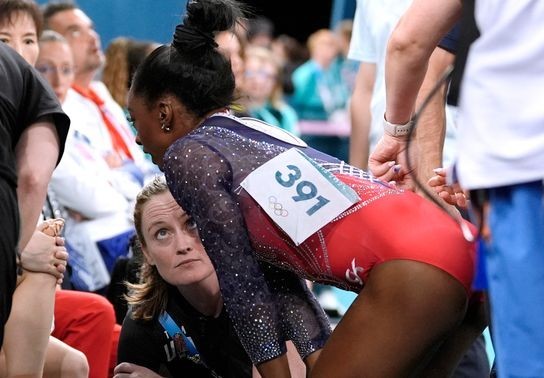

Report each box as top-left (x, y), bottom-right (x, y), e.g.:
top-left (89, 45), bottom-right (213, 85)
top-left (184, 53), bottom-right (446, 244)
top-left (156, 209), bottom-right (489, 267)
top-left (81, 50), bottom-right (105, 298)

top-left (186, 218), bottom-right (198, 230)
top-left (155, 228), bottom-right (169, 240)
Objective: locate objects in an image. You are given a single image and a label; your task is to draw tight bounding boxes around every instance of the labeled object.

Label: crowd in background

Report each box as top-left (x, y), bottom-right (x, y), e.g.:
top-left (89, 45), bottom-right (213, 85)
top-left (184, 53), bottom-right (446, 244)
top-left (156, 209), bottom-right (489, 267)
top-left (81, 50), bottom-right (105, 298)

top-left (2, 0), bottom-right (542, 376)
top-left (0, 1), bottom-right (361, 376)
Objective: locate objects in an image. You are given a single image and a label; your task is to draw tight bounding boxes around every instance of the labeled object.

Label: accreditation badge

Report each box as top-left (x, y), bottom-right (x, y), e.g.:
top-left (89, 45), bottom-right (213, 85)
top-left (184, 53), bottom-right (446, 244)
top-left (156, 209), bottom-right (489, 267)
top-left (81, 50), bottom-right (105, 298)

top-left (240, 148), bottom-right (360, 245)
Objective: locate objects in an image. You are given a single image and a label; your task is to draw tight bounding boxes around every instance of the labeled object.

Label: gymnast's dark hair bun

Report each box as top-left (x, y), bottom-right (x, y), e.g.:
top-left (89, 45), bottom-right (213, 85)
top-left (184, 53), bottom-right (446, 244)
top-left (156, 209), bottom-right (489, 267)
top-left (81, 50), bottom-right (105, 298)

top-left (172, 0), bottom-right (244, 54)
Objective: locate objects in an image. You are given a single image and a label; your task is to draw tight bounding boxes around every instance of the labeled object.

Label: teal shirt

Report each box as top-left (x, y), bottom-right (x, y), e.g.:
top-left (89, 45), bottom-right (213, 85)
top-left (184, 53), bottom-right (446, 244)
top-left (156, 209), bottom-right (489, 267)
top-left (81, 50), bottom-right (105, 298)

top-left (288, 58), bottom-right (350, 121)
top-left (248, 102), bottom-right (300, 136)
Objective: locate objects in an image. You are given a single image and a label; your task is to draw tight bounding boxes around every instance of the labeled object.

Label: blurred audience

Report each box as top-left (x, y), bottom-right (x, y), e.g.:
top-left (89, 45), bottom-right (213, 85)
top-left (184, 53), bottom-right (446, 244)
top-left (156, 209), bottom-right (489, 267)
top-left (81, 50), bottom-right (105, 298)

top-left (37, 28), bottom-right (122, 378)
top-left (43, 2), bottom-right (158, 292)
top-left (102, 36), bottom-right (159, 112)
top-left (334, 19), bottom-right (359, 93)
top-left (240, 46), bottom-right (299, 134)
top-left (246, 16), bottom-right (274, 48)
top-left (271, 34), bottom-right (308, 95)
top-left (215, 30), bottom-right (246, 102)
top-left (289, 28), bottom-right (351, 162)
top-left (0, 1), bottom-right (87, 376)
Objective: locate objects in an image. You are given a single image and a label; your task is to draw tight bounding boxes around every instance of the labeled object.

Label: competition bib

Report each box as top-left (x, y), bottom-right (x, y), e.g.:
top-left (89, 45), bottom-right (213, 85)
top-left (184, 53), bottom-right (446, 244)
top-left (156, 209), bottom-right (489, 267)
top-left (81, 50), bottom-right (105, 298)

top-left (241, 148), bottom-right (360, 245)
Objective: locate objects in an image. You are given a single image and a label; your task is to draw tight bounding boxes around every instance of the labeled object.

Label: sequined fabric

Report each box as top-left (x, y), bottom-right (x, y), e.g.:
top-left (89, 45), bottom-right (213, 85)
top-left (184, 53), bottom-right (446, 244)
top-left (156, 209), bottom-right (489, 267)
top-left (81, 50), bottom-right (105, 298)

top-left (163, 114), bottom-right (395, 364)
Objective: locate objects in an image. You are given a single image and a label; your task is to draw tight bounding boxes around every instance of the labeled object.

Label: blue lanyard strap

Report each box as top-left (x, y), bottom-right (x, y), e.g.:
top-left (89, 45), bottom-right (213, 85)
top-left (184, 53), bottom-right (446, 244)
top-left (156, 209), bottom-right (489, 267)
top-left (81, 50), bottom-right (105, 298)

top-left (158, 311), bottom-right (199, 357)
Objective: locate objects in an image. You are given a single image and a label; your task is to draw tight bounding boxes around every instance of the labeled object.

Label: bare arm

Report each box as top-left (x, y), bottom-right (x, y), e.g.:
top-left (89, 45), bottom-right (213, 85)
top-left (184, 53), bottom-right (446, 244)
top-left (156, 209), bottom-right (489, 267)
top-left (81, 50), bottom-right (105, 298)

top-left (385, 0), bottom-right (462, 124)
top-left (369, 0), bottom-right (462, 188)
top-left (15, 116), bottom-right (60, 250)
top-left (255, 354), bottom-right (291, 378)
top-left (349, 62), bottom-right (376, 170)
top-left (113, 362), bottom-right (165, 378)
top-left (414, 47), bottom-right (455, 193)
top-left (253, 341), bottom-right (309, 378)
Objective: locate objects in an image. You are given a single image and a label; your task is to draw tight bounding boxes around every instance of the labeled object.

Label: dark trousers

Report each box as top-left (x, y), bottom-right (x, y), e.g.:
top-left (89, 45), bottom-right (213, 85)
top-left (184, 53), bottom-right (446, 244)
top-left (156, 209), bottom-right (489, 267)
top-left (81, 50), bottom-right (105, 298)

top-left (453, 334), bottom-right (490, 377)
top-left (0, 179), bottom-right (19, 348)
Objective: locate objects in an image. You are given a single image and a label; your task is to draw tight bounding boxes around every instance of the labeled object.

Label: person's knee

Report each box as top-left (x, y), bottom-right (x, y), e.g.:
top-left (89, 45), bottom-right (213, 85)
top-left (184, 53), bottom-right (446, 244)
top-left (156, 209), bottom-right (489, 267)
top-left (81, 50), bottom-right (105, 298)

top-left (82, 294), bottom-right (116, 325)
top-left (61, 348), bottom-right (89, 378)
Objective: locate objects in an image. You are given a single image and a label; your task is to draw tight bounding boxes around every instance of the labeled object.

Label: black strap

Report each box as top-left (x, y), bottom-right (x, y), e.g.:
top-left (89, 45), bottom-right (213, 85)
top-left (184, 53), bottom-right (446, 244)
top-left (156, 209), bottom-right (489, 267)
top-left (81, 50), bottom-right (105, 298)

top-left (447, 0), bottom-right (481, 106)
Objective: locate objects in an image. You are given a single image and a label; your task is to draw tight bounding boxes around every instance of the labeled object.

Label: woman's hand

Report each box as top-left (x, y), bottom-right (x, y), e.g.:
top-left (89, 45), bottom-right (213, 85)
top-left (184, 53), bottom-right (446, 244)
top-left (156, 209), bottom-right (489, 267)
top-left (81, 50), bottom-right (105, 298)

top-left (20, 222), bottom-right (68, 283)
top-left (113, 362), bottom-right (165, 378)
top-left (368, 134), bottom-right (417, 191)
top-left (428, 168), bottom-right (468, 208)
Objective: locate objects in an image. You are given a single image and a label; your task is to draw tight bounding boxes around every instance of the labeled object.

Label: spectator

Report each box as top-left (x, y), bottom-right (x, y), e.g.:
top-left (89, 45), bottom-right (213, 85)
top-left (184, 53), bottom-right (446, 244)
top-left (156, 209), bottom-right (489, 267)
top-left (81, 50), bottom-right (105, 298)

top-left (289, 29), bottom-right (351, 162)
top-left (246, 16), bottom-right (274, 48)
top-left (43, 1), bottom-right (157, 291)
top-left (102, 36), bottom-right (159, 112)
top-left (37, 30), bottom-right (122, 378)
top-left (240, 46), bottom-right (300, 134)
top-left (271, 34), bottom-right (308, 96)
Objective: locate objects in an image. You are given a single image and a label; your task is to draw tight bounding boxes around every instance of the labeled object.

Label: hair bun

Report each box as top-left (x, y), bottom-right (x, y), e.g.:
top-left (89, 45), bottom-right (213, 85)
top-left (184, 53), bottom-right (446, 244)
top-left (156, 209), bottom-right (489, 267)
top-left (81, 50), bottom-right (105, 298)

top-left (172, 24), bottom-right (218, 53)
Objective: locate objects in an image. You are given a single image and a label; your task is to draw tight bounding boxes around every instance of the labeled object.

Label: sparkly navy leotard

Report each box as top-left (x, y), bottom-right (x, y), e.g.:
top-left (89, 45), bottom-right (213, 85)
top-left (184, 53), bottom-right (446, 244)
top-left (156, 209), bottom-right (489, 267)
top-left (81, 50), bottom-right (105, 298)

top-left (163, 114), bottom-right (476, 364)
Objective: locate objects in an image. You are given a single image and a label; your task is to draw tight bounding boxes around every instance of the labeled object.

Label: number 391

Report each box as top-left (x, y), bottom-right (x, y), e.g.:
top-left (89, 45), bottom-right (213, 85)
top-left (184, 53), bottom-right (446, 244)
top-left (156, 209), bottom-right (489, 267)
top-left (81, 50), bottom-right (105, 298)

top-left (275, 165), bottom-right (330, 216)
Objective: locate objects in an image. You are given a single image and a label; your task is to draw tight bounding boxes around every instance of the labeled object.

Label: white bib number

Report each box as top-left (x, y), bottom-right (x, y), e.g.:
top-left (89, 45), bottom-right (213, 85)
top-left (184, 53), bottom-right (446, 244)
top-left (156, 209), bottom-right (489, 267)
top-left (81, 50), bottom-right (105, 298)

top-left (240, 148), bottom-right (360, 245)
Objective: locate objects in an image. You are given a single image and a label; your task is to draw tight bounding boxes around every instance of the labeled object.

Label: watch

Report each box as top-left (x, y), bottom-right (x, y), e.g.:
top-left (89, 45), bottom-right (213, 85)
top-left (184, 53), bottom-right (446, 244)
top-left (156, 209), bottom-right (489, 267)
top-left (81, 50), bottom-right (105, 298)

top-left (383, 116), bottom-right (413, 137)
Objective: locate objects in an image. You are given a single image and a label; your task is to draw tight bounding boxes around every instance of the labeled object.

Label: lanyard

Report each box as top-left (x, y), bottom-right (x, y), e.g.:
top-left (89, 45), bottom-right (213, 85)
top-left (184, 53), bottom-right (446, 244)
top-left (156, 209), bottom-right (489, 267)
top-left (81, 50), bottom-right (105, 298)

top-left (158, 311), bottom-right (199, 357)
top-left (71, 84), bottom-right (134, 161)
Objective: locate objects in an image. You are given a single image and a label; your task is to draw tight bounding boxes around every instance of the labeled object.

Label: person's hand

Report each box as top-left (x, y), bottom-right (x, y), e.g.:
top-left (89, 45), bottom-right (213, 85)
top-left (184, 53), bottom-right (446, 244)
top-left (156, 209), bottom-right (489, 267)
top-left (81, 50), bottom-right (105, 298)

top-left (20, 222), bottom-right (68, 283)
top-left (113, 362), bottom-right (165, 378)
top-left (368, 134), bottom-right (417, 191)
top-left (428, 168), bottom-right (468, 208)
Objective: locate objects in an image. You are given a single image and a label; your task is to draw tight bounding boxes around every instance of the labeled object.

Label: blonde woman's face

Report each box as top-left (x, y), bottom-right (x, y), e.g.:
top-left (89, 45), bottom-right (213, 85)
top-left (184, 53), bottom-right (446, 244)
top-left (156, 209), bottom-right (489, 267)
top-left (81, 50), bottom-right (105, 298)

top-left (140, 192), bottom-right (215, 287)
top-left (36, 41), bottom-right (75, 103)
top-left (0, 12), bottom-right (39, 66)
top-left (242, 56), bottom-right (277, 104)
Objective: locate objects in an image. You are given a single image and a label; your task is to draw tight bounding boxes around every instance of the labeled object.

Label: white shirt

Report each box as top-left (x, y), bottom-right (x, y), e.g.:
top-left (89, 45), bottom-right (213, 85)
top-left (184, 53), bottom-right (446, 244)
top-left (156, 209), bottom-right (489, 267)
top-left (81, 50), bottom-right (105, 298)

top-left (51, 83), bottom-right (147, 219)
top-left (457, 0), bottom-right (544, 189)
top-left (347, 0), bottom-right (412, 153)
top-left (49, 82), bottom-right (151, 290)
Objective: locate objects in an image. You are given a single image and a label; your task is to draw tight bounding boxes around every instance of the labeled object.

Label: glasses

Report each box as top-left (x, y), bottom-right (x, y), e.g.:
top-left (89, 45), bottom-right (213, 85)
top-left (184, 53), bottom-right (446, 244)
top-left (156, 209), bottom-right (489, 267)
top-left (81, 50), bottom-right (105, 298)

top-left (35, 64), bottom-right (74, 77)
top-left (244, 69), bottom-right (277, 81)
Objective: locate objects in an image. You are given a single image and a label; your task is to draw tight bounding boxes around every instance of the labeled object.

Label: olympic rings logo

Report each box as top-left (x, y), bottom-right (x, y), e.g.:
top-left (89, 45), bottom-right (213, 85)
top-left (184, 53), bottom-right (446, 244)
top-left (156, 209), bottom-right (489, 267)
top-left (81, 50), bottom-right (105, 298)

top-left (268, 196), bottom-right (288, 217)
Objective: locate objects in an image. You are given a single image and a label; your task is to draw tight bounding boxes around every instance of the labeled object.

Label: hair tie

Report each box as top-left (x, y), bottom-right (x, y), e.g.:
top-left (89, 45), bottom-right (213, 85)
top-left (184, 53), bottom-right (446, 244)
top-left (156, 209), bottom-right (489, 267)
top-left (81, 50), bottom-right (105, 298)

top-left (173, 24), bottom-right (218, 52)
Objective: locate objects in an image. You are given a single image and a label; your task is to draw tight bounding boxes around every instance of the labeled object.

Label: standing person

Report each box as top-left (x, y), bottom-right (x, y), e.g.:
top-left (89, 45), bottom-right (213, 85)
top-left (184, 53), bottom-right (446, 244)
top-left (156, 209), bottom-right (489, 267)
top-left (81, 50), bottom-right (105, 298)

top-left (348, 0), bottom-right (459, 181)
top-left (116, 176), bottom-right (311, 377)
top-left (346, 0), bottom-right (411, 170)
top-left (126, 0), bottom-right (486, 376)
top-left (0, 0), bottom-right (69, 351)
top-left (370, 0), bottom-right (544, 376)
